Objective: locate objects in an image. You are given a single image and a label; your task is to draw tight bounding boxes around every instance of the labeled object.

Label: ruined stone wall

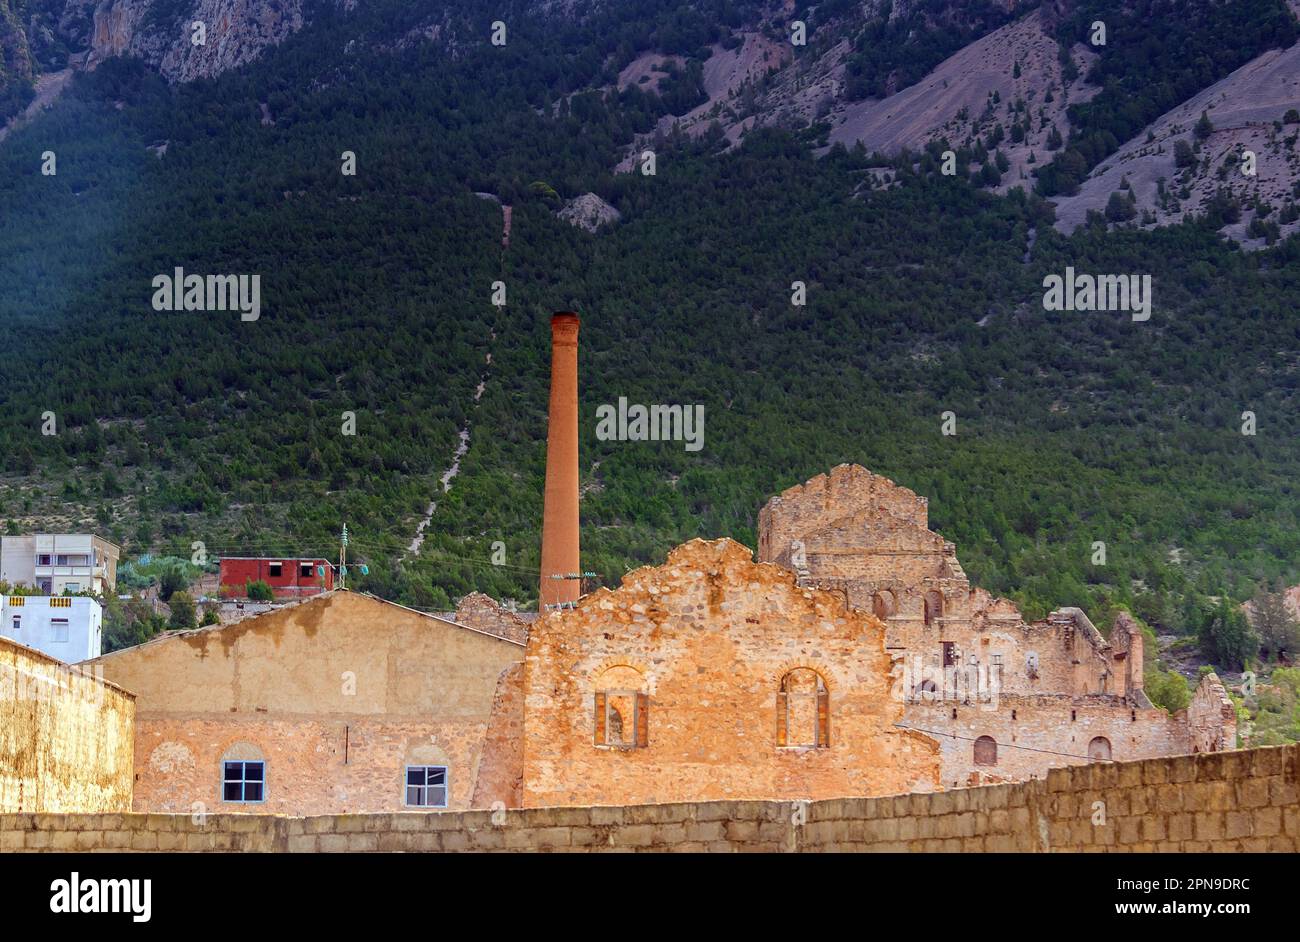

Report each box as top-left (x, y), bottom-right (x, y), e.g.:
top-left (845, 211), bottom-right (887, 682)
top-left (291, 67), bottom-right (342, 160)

top-left (903, 696), bottom-right (1189, 789)
top-left (758, 464), bottom-right (932, 564)
top-left (0, 637), bottom-right (134, 813)
top-left (758, 465), bottom-right (953, 622)
top-left (454, 592), bottom-right (529, 644)
top-left (1188, 672), bottom-right (1238, 754)
top-left (759, 466), bottom-right (1124, 699)
top-left (471, 663), bottom-right (525, 809)
top-left (84, 592), bottom-right (523, 814)
top-left (521, 538), bottom-right (941, 808)
top-left (4, 745), bottom-right (1295, 852)
top-left (890, 608), bottom-right (1119, 699)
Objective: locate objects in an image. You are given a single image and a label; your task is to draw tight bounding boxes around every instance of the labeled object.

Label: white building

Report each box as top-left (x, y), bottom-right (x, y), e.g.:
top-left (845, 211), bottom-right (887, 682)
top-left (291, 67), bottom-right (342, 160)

top-left (0, 534), bottom-right (119, 595)
top-left (0, 596), bottom-right (103, 662)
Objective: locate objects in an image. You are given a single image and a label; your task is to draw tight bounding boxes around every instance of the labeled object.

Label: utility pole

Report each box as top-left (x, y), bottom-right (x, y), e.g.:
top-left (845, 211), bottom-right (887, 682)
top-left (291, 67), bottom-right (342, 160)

top-left (339, 523), bottom-right (348, 590)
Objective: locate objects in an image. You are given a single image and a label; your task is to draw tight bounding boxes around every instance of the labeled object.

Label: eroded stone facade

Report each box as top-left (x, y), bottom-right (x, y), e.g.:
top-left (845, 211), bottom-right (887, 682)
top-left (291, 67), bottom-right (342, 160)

top-left (454, 592), bottom-right (530, 644)
top-left (758, 464), bottom-right (1238, 788)
top-left (521, 538), bottom-right (941, 808)
top-left (42, 467), bottom-right (1242, 816)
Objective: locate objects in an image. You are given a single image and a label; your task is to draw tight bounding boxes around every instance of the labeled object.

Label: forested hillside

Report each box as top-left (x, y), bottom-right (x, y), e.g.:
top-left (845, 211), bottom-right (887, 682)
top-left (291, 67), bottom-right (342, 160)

top-left (0, 0), bottom-right (1297, 686)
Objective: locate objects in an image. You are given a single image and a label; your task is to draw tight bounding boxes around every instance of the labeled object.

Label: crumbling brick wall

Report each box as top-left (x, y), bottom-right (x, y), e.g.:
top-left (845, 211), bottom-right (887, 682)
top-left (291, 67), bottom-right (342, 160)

top-left (903, 695), bottom-right (1189, 789)
top-left (758, 466), bottom-right (1127, 699)
top-left (1187, 672), bottom-right (1238, 754)
top-left (471, 663), bottom-right (525, 809)
top-left (455, 593), bottom-right (529, 644)
top-left (0, 637), bottom-right (135, 813)
top-left (521, 538), bottom-right (941, 808)
top-left (753, 465), bottom-right (1220, 786)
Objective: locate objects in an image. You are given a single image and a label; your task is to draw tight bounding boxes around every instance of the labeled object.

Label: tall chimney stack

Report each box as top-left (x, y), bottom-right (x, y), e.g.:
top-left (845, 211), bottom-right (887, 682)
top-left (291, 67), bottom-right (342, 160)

top-left (539, 312), bottom-right (581, 610)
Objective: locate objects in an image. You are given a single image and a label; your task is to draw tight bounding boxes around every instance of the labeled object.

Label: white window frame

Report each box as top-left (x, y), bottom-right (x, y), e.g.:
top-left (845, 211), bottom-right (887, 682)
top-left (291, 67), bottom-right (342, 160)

top-left (404, 765), bottom-right (448, 808)
top-left (50, 618), bottom-right (69, 642)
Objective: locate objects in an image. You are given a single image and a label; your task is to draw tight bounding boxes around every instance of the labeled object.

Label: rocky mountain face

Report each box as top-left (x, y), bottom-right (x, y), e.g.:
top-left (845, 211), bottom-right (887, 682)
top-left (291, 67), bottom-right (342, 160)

top-left (4, 0), bottom-right (1300, 244)
top-left (1050, 40), bottom-right (1300, 247)
top-left (85, 0), bottom-right (305, 82)
top-left (0, 0), bottom-right (36, 119)
top-left (603, 0), bottom-right (1300, 244)
top-left (557, 192), bottom-right (621, 232)
top-left (5, 0), bottom-right (307, 85)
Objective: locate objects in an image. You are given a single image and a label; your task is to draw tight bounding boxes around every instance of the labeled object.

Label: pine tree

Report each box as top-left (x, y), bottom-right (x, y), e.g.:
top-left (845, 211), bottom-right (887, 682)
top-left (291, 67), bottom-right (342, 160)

top-left (1250, 581), bottom-right (1299, 662)
top-left (1198, 597), bottom-right (1258, 669)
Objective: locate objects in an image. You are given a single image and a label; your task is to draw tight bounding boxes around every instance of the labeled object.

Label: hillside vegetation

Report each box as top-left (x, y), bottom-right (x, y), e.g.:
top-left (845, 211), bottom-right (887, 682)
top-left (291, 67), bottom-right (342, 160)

top-left (0, 1), bottom-right (1295, 681)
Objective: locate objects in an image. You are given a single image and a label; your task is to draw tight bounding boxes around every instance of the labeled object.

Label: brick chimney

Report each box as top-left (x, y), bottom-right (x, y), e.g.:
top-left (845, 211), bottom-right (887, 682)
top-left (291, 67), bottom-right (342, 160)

top-left (538, 312), bottom-right (581, 610)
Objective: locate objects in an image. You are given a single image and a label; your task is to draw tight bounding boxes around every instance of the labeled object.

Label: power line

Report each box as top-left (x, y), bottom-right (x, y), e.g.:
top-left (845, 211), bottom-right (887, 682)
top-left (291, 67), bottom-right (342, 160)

top-left (894, 724), bottom-right (1114, 762)
top-left (126, 537), bottom-right (552, 579)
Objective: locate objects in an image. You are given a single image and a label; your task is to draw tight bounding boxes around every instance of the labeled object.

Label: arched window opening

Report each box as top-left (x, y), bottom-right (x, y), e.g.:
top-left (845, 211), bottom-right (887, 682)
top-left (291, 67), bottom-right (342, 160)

top-left (594, 666), bottom-right (648, 749)
top-left (1088, 737), bottom-right (1112, 761)
top-left (872, 590), bottom-right (896, 620)
top-left (973, 735), bottom-right (998, 766)
top-left (778, 668), bottom-right (829, 748)
top-left (924, 590), bottom-right (944, 625)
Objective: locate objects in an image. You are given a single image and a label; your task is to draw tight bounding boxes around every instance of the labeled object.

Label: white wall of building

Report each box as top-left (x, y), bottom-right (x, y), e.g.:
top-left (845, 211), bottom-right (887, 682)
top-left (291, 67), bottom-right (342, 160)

top-left (0, 596), bottom-right (103, 663)
top-left (0, 534), bottom-right (119, 595)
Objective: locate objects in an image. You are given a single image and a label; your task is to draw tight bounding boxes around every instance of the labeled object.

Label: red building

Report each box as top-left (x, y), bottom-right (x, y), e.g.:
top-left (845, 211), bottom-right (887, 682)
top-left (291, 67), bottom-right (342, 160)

top-left (218, 557), bottom-right (334, 599)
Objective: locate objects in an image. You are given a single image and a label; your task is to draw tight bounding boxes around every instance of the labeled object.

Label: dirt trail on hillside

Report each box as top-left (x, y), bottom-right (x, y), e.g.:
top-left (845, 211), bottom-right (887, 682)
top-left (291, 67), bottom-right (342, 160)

top-left (404, 334), bottom-right (496, 560)
top-left (0, 69), bottom-right (74, 145)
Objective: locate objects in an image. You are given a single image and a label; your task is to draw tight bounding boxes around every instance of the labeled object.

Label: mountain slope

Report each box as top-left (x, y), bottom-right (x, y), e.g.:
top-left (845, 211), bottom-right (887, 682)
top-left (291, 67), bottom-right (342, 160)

top-left (827, 8), bottom-right (1098, 190)
top-left (0, 0), bottom-right (1297, 637)
top-left (1050, 39), bottom-right (1300, 245)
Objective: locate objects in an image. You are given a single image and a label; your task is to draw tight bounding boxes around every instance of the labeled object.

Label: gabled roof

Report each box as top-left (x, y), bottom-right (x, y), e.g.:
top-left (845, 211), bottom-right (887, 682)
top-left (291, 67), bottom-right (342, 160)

top-left (87, 589), bottom-right (524, 663)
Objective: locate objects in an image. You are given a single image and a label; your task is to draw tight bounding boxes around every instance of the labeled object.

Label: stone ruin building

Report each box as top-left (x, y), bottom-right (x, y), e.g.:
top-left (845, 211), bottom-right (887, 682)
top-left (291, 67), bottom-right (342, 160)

top-left (33, 463), bottom-right (1239, 816)
top-left (757, 463), bottom-right (1237, 787)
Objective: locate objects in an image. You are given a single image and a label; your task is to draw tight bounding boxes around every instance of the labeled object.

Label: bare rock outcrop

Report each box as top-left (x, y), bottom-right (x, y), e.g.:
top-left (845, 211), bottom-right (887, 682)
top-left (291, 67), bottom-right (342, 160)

top-left (86, 0), bottom-right (305, 82)
top-left (556, 192), bottom-right (621, 232)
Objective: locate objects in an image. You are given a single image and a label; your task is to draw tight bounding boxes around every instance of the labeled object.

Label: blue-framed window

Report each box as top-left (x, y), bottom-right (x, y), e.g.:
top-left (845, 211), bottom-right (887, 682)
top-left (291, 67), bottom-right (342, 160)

top-left (405, 766), bottom-right (447, 807)
top-left (223, 760), bottom-right (265, 803)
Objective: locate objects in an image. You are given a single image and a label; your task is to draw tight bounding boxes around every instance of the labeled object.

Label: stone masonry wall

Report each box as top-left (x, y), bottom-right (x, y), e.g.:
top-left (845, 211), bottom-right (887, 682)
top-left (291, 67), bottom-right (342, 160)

top-left (757, 466), bottom-right (1124, 699)
top-left (3, 745), bottom-right (1296, 852)
top-left (1187, 672), bottom-right (1238, 754)
top-left (904, 695), bottom-right (1189, 789)
top-left (455, 593), bottom-right (530, 644)
top-left (522, 538), bottom-right (941, 807)
top-left (0, 637), bottom-right (135, 814)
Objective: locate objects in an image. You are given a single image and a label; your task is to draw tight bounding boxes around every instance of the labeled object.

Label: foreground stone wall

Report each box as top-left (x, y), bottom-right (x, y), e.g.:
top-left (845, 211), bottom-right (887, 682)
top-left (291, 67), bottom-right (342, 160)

top-left (4, 745), bottom-right (1295, 852)
top-left (0, 637), bottom-right (135, 814)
